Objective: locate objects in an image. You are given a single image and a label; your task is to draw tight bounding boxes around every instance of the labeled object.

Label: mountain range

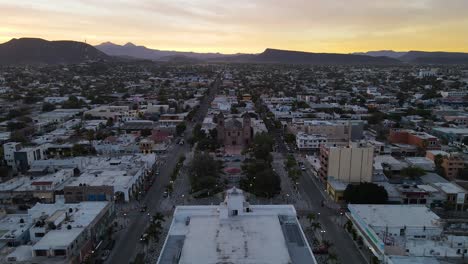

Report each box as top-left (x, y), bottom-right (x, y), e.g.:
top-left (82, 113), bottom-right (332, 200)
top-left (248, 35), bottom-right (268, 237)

top-left (352, 50), bottom-right (407, 58)
top-left (354, 50), bottom-right (468, 64)
top-left (1, 38), bottom-right (468, 65)
top-left (0, 38), bottom-right (109, 65)
top-left (94, 41), bottom-right (237, 61)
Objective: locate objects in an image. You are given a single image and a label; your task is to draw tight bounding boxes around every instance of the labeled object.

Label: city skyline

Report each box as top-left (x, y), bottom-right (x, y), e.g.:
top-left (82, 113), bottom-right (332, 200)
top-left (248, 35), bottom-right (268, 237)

top-left (1, 0), bottom-right (468, 54)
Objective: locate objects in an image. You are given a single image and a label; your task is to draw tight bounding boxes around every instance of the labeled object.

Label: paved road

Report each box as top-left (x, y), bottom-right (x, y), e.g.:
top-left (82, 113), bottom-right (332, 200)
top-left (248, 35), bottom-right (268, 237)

top-left (297, 163), bottom-right (367, 264)
top-left (257, 99), bottom-right (366, 264)
top-left (107, 74), bottom-right (221, 264)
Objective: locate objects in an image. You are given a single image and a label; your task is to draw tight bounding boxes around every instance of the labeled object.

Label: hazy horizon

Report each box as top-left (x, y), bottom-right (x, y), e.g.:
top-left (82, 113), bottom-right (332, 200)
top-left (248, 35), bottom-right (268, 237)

top-left (1, 0), bottom-right (467, 54)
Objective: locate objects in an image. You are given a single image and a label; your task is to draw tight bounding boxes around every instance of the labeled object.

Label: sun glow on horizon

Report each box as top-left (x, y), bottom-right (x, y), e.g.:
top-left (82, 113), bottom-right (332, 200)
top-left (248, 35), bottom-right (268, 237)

top-left (0, 0), bottom-right (467, 54)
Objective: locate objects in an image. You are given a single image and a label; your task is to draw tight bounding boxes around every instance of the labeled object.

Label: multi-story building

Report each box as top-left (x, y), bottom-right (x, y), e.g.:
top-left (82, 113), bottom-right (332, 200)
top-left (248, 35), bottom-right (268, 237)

top-left (157, 187), bottom-right (317, 264)
top-left (296, 132), bottom-right (328, 151)
top-left (12, 145), bottom-right (47, 172)
top-left (319, 142), bottom-right (374, 183)
top-left (3, 142), bottom-right (22, 168)
top-left (288, 119), bottom-right (364, 141)
top-left (389, 129), bottom-right (441, 150)
top-left (426, 151), bottom-right (466, 179)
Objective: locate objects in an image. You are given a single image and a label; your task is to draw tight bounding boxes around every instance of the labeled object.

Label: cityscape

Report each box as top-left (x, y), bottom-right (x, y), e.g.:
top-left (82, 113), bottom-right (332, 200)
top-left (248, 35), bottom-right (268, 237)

top-left (0, 1), bottom-right (468, 264)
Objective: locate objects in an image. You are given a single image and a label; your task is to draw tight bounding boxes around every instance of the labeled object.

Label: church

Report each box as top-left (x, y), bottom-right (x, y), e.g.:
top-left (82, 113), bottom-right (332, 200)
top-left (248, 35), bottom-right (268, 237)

top-left (216, 113), bottom-right (253, 148)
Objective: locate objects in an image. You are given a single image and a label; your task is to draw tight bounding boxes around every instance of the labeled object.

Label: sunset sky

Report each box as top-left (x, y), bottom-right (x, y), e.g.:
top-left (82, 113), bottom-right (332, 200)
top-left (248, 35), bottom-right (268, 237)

top-left (1, 0), bottom-right (467, 54)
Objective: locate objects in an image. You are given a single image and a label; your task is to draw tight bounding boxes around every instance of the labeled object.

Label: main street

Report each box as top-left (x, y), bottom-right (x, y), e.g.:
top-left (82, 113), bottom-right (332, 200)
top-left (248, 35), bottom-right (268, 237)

top-left (260, 101), bottom-right (366, 264)
top-left (106, 74), bottom-right (220, 264)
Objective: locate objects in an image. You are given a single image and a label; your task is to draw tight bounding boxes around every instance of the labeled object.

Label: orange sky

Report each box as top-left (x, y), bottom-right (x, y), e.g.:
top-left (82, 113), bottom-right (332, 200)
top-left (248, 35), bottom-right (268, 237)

top-left (0, 0), bottom-right (467, 54)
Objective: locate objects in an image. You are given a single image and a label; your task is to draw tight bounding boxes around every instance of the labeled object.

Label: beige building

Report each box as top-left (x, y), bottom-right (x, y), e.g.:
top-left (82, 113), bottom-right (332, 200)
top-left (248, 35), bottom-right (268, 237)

top-left (288, 119), bottom-right (364, 141)
top-left (320, 142), bottom-right (374, 183)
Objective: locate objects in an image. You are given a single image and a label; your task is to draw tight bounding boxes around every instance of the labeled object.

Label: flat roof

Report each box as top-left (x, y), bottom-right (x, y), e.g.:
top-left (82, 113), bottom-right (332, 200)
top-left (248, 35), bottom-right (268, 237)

top-left (348, 204), bottom-right (440, 228)
top-left (433, 127), bottom-right (468, 134)
top-left (0, 214), bottom-right (31, 240)
top-left (432, 182), bottom-right (466, 194)
top-left (160, 204), bottom-right (316, 264)
top-left (32, 229), bottom-right (83, 249)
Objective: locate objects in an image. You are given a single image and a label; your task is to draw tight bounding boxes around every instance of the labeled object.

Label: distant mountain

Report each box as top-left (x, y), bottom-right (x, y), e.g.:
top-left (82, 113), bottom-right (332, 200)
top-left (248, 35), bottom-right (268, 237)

top-left (212, 48), bottom-right (401, 65)
top-left (0, 38), bottom-right (109, 65)
top-left (95, 42), bottom-right (236, 61)
top-left (353, 50), bottom-right (407, 59)
top-left (399, 51), bottom-right (468, 64)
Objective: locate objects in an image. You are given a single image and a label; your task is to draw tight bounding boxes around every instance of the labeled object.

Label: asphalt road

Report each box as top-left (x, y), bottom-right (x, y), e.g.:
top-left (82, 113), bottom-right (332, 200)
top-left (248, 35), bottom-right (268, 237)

top-left (258, 100), bottom-right (366, 264)
top-left (298, 164), bottom-right (367, 264)
top-left (106, 75), bottom-right (220, 264)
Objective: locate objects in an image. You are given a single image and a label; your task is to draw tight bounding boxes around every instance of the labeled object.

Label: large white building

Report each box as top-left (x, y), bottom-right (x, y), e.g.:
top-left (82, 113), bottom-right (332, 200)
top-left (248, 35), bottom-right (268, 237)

top-left (158, 188), bottom-right (317, 264)
top-left (347, 204), bottom-right (468, 263)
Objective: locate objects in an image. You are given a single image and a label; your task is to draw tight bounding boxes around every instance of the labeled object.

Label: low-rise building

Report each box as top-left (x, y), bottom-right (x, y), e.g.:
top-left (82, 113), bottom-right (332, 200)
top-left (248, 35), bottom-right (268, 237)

top-left (0, 214), bottom-right (32, 247)
top-left (63, 154), bottom-right (156, 202)
top-left (15, 200), bottom-right (114, 263)
top-left (347, 204), bottom-right (451, 263)
top-left (389, 129), bottom-right (441, 151)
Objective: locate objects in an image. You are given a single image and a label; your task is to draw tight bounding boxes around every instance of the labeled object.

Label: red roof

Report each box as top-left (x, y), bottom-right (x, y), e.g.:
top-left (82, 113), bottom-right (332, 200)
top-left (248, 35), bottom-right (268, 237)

top-left (225, 167), bottom-right (241, 174)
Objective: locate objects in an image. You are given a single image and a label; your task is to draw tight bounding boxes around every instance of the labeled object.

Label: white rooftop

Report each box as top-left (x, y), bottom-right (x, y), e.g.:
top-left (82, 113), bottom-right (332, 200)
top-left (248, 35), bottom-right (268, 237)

top-left (178, 213), bottom-right (291, 264)
top-left (0, 214), bottom-right (31, 241)
top-left (432, 182), bottom-right (466, 194)
top-left (348, 204), bottom-right (440, 228)
top-left (32, 229), bottom-right (83, 250)
top-left (158, 188), bottom-right (316, 264)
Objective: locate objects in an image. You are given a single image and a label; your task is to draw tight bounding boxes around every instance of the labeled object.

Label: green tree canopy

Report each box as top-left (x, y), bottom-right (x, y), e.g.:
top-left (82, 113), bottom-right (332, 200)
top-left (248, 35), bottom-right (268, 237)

top-left (344, 182), bottom-right (388, 204)
top-left (400, 166), bottom-right (426, 178)
top-left (189, 152), bottom-right (222, 192)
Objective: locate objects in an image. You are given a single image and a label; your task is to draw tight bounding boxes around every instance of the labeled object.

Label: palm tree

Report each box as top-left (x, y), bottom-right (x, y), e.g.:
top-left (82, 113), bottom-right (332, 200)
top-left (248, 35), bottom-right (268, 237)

top-left (153, 212), bottom-right (165, 223)
top-left (306, 213), bottom-right (316, 224)
top-left (310, 222), bottom-right (321, 231)
top-left (327, 251), bottom-right (338, 264)
top-left (322, 239), bottom-right (334, 249)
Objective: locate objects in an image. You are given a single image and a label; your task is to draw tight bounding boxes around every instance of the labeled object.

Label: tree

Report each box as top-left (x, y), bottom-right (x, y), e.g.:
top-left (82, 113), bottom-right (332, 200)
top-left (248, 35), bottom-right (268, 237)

top-left (106, 118), bottom-right (114, 127)
top-left (62, 96), bottom-right (85, 109)
top-left (7, 121), bottom-right (26, 131)
top-left (284, 133), bottom-right (296, 144)
top-left (310, 222), bottom-right (321, 231)
top-left (434, 154), bottom-right (445, 177)
top-left (192, 124), bottom-right (206, 142)
top-left (400, 166), bottom-right (425, 178)
top-left (42, 102), bottom-right (56, 112)
top-left (240, 160), bottom-right (280, 198)
top-left (251, 133), bottom-right (274, 161)
top-left (9, 130), bottom-right (29, 143)
top-left (343, 182), bottom-right (388, 204)
top-left (189, 152), bottom-right (222, 193)
top-left (306, 213), bottom-right (316, 224)
top-left (367, 111), bottom-right (386, 125)
top-left (176, 122), bottom-right (187, 136)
